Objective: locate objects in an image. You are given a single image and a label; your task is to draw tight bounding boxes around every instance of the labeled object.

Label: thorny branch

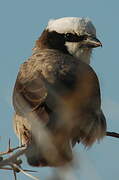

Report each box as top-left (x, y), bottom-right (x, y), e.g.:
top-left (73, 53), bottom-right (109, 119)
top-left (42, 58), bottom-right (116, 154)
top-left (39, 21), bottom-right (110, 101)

top-left (0, 146), bottom-right (26, 167)
top-left (0, 139), bottom-right (24, 156)
top-left (0, 142), bottom-right (38, 180)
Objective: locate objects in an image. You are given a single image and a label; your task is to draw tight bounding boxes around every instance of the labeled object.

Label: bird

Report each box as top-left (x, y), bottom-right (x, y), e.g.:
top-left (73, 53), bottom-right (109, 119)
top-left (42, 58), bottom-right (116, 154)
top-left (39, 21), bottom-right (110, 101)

top-left (13, 17), bottom-right (106, 167)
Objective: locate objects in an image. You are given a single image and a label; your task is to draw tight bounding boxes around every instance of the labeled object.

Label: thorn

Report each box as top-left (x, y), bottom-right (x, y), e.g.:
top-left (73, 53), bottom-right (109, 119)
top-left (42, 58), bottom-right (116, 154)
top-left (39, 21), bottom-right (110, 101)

top-left (8, 138), bottom-right (11, 150)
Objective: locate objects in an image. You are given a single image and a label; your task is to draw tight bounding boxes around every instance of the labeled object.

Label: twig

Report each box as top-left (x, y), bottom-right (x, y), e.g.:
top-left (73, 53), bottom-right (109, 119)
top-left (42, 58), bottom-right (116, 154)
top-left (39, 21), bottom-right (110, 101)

top-left (0, 139), bottom-right (24, 156)
top-left (12, 164), bottom-right (40, 180)
top-left (12, 167), bottom-right (17, 180)
top-left (0, 146), bottom-right (27, 167)
top-left (106, 131), bottom-right (119, 138)
top-left (0, 145), bottom-right (39, 180)
top-left (0, 166), bottom-right (37, 172)
top-left (8, 138), bottom-right (11, 151)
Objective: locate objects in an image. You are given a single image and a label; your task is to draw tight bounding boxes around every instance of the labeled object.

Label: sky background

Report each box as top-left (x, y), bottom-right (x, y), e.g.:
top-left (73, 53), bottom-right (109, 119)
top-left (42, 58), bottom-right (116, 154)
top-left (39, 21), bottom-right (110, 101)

top-left (0, 0), bottom-right (119, 179)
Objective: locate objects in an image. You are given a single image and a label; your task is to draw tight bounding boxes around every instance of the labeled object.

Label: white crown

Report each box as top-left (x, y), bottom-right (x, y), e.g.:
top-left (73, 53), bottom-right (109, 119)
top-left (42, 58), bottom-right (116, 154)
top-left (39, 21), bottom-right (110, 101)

top-left (47, 17), bottom-right (96, 36)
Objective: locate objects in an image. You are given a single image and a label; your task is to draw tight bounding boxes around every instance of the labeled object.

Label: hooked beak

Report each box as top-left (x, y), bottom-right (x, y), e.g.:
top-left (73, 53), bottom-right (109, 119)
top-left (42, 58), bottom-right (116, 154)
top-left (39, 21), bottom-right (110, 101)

top-left (83, 36), bottom-right (102, 48)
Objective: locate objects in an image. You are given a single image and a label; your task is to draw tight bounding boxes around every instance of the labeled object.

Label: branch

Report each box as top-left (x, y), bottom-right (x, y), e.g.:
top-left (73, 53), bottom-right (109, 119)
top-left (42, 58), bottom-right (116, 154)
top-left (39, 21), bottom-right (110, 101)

top-left (0, 146), bottom-right (27, 167)
top-left (11, 164), bottom-right (40, 180)
top-left (0, 139), bottom-right (24, 156)
top-left (106, 131), bottom-right (119, 138)
top-left (0, 145), bottom-right (39, 180)
top-left (0, 166), bottom-right (37, 172)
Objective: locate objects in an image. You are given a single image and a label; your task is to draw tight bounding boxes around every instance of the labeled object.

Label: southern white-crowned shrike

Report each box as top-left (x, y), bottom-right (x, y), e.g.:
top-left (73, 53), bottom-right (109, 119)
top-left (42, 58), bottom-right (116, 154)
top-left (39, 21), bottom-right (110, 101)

top-left (13, 17), bottom-right (106, 167)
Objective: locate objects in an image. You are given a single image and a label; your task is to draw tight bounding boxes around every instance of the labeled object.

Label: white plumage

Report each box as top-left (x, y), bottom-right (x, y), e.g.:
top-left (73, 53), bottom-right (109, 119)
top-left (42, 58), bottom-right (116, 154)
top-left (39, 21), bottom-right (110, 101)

top-left (47, 17), bottom-right (96, 36)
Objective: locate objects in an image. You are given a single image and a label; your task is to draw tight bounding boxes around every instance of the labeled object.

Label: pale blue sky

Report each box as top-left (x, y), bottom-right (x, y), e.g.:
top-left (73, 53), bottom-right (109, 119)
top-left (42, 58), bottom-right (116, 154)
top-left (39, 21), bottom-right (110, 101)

top-left (0, 0), bottom-right (119, 179)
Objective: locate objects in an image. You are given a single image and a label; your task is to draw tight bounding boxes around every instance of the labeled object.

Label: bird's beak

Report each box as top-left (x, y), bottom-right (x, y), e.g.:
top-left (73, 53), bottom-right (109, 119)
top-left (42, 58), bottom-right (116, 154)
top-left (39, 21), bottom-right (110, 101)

top-left (84, 36), bottom-right (102, 48)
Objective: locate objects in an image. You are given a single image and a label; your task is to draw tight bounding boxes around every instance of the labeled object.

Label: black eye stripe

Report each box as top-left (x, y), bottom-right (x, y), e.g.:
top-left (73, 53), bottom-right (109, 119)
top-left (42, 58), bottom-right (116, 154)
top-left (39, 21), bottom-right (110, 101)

top-left (79, 35), bottom-right (88, 41)
top-left (64, 33), bottom-right (88, 42)
top-left (64, 33), bottom-right (79, 42)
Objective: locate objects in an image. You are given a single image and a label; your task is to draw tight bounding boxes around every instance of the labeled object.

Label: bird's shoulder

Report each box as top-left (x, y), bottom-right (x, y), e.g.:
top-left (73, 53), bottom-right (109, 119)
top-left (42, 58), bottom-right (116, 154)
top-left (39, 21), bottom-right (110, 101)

top-left (17, 49), bottom-right (100, 93)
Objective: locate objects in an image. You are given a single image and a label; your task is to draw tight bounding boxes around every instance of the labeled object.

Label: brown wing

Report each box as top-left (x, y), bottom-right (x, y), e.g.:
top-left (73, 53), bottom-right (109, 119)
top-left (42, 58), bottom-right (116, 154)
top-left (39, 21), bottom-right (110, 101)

top-left (13, 59), bottom-right (49, 145)
top-left (13, 61), bottom-right (47, 115)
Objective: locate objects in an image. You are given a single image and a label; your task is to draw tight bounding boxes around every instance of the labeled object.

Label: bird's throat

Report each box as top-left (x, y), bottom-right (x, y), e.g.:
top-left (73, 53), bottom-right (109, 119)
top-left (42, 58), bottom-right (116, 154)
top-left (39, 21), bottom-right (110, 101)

top-left (76, 48), bottom-right (92, 64)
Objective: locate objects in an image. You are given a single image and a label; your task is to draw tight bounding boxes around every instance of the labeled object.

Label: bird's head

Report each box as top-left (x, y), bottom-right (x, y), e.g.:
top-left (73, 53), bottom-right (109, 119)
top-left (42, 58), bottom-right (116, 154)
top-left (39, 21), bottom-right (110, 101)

top-left (35, 17), bottom-right (102, 64)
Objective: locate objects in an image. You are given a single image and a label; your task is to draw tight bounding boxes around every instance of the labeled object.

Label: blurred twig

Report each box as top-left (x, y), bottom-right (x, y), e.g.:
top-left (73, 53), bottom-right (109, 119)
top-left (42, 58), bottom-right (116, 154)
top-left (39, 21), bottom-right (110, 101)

top-left (0, 166), bottom-right (37, 172)
top-left (12, 163), bottom-right (40, 180)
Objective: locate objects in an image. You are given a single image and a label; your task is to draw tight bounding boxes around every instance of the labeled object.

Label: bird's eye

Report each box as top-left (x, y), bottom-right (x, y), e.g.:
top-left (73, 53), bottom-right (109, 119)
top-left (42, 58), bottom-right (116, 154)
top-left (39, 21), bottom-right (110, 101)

top-left (64, 33), bottom-right (75, 41)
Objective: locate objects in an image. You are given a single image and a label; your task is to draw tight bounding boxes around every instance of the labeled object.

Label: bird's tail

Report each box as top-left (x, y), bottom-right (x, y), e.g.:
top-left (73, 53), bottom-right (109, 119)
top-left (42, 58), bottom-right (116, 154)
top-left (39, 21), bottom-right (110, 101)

top-left (79, 110), bottom-right (107, 147)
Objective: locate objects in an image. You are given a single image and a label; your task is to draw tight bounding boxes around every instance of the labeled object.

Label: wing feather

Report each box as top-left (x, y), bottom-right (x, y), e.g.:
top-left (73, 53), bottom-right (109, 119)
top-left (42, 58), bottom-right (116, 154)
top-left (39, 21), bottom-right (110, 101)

top-left (13, 59), bottom-right (48, 116)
